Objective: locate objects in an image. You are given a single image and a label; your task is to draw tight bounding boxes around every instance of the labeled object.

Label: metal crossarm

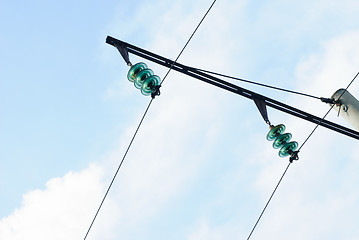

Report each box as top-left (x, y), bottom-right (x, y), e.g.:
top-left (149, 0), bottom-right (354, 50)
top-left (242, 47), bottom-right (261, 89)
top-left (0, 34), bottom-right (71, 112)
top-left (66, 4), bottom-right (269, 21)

top-left (106, 36), bottom-right (359, 140)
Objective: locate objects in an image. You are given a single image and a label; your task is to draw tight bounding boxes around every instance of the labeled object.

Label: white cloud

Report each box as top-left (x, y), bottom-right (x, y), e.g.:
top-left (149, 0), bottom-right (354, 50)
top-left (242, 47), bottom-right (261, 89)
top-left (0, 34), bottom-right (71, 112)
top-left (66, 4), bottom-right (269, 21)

top-left (0, 164), bottom-right (108, 240)
top-left (295, 31), bottom-right (359, 98)
top-left (0, 1), bottom-right (239, 239)
top-left (2, 1), bottom-right (359, 240)
top-left (187, 219), bottom-right (243, 240)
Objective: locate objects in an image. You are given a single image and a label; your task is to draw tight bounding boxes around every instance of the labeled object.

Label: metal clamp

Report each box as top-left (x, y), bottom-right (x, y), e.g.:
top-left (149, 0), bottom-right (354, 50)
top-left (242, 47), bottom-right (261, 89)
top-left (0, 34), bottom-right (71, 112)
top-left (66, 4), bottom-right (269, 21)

top-left (289, 151), bottom-right (299, 163)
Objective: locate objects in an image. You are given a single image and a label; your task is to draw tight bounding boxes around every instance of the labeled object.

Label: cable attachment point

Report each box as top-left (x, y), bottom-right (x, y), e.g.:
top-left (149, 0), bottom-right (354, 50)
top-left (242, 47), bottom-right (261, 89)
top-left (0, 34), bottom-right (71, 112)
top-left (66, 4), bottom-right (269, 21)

top-left (289, 150), bottom-right (299, 163)
top-left (151, 85), bottom-right (161, 99)
top-left (321, 97), bottom-right (343, 116)
top-left (114, 43), bottom-right (132, 66)
top-left (320, 97), bottom-right (336, 104)
top-left (320, 97), bottom-right (342, 106)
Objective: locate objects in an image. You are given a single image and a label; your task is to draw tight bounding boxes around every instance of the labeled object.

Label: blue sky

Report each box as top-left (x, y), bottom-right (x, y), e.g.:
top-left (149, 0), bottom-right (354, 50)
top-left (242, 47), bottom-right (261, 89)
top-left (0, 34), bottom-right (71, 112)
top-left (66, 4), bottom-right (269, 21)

top-left (1, 0), bottom-right (359, 239)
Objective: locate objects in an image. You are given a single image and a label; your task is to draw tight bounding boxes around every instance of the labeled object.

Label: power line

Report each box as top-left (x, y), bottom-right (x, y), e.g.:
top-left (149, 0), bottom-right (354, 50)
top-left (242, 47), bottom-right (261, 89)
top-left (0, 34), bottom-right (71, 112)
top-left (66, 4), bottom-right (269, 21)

top-left (84, 2), bottom-right (217, 239)
top-left (160, 0), bottom-right (217, 85)
top-left (84, 99), bottom-right (154, 240)
top-left (193, 67), bottom-right (322, 100)
top-left (247, 162), bottom-right (291, 240)
top-left (246, 72), bottom-right (358, 239)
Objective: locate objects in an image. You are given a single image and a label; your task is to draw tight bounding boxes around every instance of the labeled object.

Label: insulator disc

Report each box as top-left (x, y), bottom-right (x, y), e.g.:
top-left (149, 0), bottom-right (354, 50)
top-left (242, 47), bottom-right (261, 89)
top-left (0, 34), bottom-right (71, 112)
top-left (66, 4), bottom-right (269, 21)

top-left (273, 133), bottom-right (292, 149)
top-left (141, 75), bottom-right (161, 96)
top-left (134, 69), bottom-right (154, 89)
top-left (127, 62), bottom-right (147, 82)
top-left (266, 124), bottom-right (286, 141)
top-left (278, 141), bottom-right (298, 158)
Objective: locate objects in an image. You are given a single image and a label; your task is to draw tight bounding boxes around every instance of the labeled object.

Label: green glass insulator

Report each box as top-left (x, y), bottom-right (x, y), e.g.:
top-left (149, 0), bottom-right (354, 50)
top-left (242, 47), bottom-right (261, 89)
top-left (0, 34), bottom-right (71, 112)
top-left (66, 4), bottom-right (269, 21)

top-left (273, 133), bottom-right (292, 149)
top-left (278, 141), bottom-right (298, 158)
top-left (266, 124), bottom-right (286, 141)
top-left (141, 75), bottom-right (161, 96)
top-left (134, 69), bottom-right (154, 89)
top-left (127, 62), bottom-right (147, 82)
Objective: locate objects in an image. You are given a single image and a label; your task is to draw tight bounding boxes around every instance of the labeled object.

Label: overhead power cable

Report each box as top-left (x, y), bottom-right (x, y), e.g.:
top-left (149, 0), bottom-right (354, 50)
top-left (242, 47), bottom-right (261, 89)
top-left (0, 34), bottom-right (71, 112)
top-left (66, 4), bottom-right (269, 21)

top-left (160, 0), bottom-right (217, 85)
top-left (247, 162), bottom-right (291, 240)
top-left (84, 2), bottom-right (217, 239)
top-left (193, 67), bottom-right (322, 100)
top-left (83, 99), bottom-right (153, 240)
top-left (246, 71), bottom-right (358, 240)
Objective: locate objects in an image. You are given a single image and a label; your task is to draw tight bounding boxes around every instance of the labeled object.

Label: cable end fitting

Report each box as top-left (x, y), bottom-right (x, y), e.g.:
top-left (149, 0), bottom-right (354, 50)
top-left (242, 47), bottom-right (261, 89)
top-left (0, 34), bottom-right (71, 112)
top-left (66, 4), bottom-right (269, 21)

top-left (320, 97), bottom-right (338, 105)
top-left (289, 151), bottom-right (299, 163)
top-left (151, 85), bottom-right (161, 99)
